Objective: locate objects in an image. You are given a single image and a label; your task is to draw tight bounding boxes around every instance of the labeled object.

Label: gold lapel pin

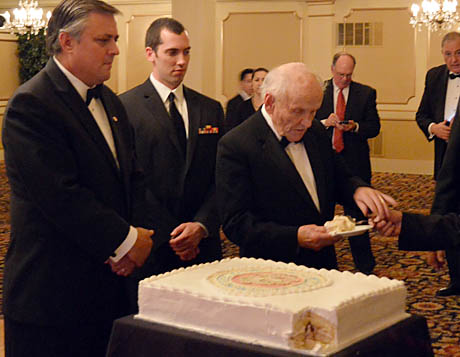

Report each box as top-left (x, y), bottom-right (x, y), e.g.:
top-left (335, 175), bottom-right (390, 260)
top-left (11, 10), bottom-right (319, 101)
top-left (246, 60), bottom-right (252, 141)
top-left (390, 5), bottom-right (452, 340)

top-left (112, 116), bottom-right (118, 122)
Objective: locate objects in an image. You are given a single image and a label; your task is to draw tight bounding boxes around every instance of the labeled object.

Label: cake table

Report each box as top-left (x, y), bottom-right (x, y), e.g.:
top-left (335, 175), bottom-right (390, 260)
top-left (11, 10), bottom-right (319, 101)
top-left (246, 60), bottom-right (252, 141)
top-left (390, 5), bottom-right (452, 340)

top-left (106, 314), bottom-right (433, 357)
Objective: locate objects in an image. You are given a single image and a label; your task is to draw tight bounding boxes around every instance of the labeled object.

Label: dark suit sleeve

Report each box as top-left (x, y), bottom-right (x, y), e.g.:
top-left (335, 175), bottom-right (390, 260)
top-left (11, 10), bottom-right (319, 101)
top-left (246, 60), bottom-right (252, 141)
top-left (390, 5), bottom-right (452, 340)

top-left (3, 90), bottom-right (130, 261)
top-left (431, 112), bottom-right (460, 214)
top-left (354, 87), bottom-right (380, 140)
top-left (416, 68), bottom-right (441, 140)
top-left (400, 212), bottom-right (460, 250)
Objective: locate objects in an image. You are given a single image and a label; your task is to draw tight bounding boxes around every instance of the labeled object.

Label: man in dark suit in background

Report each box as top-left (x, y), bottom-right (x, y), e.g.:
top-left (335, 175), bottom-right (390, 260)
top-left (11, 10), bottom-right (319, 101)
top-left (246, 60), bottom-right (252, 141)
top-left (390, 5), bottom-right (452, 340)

top-left (120, 18), bottom-right (223, 306)
top-left (225, 68), bottom-right (253, 129)
top-left (216, 62), bottom-right (395, 269)
top-left (2, 1), bottom-right (153, 356)
top-left (315, 52), bottom-right (380, 274)
top-left (416, 31), bottom-right (460, 296)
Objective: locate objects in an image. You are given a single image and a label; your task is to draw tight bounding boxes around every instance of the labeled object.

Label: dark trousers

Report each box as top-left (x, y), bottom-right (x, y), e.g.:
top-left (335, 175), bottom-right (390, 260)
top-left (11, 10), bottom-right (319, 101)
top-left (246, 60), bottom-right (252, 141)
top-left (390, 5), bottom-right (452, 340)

top-left (344, 204), bottom-right (375, 273)
top-left (446, 246), bottom-right (460, 286)
top-left (4, 316), bottom-right (113, 357)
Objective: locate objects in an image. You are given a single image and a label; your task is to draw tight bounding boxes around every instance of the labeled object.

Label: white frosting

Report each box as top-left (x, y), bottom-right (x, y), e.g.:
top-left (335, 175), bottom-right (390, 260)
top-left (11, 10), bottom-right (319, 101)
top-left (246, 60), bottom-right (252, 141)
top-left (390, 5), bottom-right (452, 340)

top-left (136, 258), bottom-right (408, 355)
top-left (324, 215), bottom-right (356, 234)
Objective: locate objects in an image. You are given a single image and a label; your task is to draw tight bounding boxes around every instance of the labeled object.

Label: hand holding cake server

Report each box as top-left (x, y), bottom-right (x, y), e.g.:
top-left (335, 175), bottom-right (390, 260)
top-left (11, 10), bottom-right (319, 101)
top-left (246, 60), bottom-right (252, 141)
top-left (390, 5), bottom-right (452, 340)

top-left (216, 62), bottom-right (396, 270)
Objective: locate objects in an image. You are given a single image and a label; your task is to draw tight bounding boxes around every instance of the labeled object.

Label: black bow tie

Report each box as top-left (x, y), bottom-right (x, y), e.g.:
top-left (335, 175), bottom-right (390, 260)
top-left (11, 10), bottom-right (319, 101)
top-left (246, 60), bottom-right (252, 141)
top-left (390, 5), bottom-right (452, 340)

top-left (280, 137), bottom-right (302, 148)
top-left (86, 84), bottom-right (103, 105)
top-left (449, 73), bottom-right (460, 79)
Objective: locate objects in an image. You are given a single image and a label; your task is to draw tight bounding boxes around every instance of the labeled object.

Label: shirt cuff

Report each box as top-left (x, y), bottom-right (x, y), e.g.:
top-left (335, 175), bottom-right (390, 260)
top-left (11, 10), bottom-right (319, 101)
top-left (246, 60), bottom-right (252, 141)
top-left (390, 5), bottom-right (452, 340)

top-left (196, 222), bottom-right (209, 238)
top-left (428, 123), bottom-right (435, 139)
top-left (110, 226), bottom-right (137, 262)
top-left (354, 122), bottom-right (359, 132)
top-left (320, 119), bottom-right (328, 127)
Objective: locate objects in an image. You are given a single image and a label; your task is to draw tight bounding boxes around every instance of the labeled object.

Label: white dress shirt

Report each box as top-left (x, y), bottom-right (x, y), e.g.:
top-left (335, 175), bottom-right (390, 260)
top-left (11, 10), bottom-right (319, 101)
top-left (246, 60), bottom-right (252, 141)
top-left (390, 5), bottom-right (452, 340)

top-left (261, 105), bottom-right (320, 212)
top-left (54, 57), bottom-right (137, 262)
top-left (428, 73), bottom-right (460, 137)
top-left (444, 74), bottom-right (460, 123)
top-left (320, 81), bottom-right (359, 133)
top-left (150, 73), bottom-right (190, 138)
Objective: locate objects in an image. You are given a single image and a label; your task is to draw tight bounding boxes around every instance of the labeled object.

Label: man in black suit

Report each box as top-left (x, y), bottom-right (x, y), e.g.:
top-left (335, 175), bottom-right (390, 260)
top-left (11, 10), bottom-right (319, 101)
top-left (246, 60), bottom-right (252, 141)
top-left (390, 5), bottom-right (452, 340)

top-left (416, 31), bottom-right (460, 296)
top-left (216, 62), bottom-right (395, 269)
top-left (225, 68), bottom-right (253, 130)
top-left (2, 1), bottom-right (153, 356)
top-left (315, 52), bottom-right (380, 274)
top-left (120, 18), bottom-right (223, 305)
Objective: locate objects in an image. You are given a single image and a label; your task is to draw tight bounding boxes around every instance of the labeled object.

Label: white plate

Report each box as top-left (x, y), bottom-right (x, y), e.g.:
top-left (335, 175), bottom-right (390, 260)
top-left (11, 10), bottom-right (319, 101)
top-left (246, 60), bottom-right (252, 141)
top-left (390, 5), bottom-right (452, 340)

top-left (329, 225), bottom-right (373, 237)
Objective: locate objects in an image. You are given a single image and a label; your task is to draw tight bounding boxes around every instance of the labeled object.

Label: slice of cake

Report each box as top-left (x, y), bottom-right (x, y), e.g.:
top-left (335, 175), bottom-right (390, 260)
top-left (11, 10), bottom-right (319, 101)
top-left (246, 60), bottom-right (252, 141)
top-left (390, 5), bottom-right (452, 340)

top-left (136, 258), bottom-right (408, 355)
top-left (324, 215), bottom-right (356, 234)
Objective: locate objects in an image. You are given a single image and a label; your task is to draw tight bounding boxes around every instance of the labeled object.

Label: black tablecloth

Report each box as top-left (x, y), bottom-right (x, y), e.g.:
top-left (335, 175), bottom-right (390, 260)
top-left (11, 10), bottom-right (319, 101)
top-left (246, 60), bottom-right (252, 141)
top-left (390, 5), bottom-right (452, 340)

top-left (106, 314), bottom-right (433, 357)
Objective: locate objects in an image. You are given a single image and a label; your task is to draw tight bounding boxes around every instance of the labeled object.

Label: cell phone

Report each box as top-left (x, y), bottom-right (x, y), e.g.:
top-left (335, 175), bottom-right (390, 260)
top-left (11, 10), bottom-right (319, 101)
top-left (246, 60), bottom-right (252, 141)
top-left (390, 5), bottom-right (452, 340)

top-left (339, 120), bottom-right (349, 124)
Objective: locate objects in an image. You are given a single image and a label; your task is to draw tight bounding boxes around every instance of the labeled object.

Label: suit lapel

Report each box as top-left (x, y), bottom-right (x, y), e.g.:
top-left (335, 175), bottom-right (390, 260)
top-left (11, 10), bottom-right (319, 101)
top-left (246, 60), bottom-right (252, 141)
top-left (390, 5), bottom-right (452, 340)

top-left (100, 89), bottom-right (125, 174)
top-left (142, 80), bottom-right (185, 162)
top-left (302, 130), bottom-right (326, 213)
top-left (256, 114), bottom-right (319, 211)
top-left (46, 60), bottom-right (120, 175)
top-left (345, 81), bottom-right (359, 120)
top-left (439, 66), bottom-right (449, 120)
top-left (184, 86), bottom-right (199, 174)
top-left (323, 80), bottom-right (335, 114)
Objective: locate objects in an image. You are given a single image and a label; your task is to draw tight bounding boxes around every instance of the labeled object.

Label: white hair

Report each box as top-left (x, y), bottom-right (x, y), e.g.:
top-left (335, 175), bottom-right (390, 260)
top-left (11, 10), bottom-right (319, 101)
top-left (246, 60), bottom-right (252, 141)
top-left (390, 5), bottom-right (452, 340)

top-left (261, 62), bottom-right (323, 102)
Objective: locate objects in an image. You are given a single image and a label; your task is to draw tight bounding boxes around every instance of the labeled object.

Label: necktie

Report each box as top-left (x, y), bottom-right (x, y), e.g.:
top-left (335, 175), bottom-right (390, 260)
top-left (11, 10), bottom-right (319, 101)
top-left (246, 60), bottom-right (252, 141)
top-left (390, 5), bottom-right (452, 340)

top-left (86, 84), bottom-right (103, 106)
top-left (449, 73), bottom-right (460, 79)
top-left (168, 92), bottom-right (187, 157)
top-left (333, 89), bottom-right (345, 153)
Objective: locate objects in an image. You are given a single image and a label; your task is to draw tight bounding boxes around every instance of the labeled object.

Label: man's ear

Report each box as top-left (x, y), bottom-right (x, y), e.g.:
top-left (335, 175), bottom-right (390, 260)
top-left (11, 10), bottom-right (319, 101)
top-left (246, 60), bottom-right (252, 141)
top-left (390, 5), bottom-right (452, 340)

top-left (58, 32), bottom-right (74, 53)
top-left (146, 47), bottom-right (156, 63)
top-left (264, 93), bottom-right (275, 114)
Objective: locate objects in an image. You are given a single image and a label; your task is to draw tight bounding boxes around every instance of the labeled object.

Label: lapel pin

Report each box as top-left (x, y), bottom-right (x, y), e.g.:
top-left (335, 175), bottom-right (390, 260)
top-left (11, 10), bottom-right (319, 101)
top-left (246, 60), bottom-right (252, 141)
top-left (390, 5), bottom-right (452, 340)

top-left (112, 116), bottom-right (118, 122)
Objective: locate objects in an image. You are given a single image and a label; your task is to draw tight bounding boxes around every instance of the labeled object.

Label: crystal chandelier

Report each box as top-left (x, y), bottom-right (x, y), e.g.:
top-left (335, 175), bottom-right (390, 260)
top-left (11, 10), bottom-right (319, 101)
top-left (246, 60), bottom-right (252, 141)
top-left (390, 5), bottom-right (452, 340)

top-left (410, 0), bottom-right (460, 31)
top-left (1, 0), bottom-right (51, 35)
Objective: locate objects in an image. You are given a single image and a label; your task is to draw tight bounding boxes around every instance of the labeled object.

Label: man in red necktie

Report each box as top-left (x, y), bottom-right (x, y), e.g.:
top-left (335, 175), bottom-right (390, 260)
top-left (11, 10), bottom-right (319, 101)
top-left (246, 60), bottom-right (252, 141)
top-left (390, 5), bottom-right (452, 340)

top-left (316, 52), bottom-right (381, 275)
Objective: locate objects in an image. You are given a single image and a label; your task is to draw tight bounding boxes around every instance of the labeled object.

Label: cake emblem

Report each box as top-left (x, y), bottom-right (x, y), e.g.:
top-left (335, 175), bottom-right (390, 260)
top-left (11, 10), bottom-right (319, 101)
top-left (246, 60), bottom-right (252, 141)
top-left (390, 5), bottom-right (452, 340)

top-left (208, 268), bottom-right (331, 297)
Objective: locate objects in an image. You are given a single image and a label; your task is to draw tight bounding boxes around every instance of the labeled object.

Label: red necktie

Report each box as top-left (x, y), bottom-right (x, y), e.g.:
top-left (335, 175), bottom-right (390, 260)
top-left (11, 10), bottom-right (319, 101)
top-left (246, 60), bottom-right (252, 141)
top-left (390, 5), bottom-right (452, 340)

top-left (333, 89), bottom-right (345, 153)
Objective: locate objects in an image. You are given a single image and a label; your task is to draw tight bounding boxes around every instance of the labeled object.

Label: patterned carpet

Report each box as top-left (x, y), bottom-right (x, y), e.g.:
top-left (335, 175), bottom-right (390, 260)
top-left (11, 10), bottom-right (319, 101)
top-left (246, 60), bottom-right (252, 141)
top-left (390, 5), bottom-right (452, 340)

top-left (0, 167), bottom-right (458, 355)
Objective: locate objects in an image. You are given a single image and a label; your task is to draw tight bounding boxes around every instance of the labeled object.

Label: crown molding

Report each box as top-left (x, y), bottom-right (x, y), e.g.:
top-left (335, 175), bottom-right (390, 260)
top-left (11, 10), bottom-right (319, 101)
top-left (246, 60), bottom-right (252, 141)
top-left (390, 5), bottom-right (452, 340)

top-left (0, 0), bottom-right (170, 8)
top-left (1, 0), bottom-right (334, 7)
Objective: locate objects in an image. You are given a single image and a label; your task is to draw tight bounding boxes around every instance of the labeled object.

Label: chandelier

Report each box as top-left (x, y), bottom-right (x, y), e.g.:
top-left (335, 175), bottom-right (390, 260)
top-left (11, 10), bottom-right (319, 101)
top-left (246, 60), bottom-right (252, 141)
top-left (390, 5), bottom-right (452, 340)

top-left (1, 0), bottom-right (51, 35)
top-left (410, 0), bottom-right (460, 31)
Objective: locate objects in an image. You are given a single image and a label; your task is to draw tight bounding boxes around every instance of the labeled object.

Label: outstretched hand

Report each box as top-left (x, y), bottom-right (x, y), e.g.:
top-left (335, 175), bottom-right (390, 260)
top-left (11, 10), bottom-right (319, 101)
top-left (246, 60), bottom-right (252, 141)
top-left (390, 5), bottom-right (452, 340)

top-left (372, 209), bottom-right (402, 237)
top-left (354, 187), bottom-right (397, 221)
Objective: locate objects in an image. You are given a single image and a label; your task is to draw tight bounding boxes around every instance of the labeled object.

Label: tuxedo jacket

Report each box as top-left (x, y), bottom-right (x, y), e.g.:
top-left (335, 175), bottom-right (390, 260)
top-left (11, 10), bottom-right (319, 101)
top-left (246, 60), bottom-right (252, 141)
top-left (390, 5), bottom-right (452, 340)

top-left (315, 79), bottom-right (380, 183)
top-left (431, 108), bottom-right (460, 215)
top-left (120, 79), bottom-right (223, 275)
top-left (400, 212), bottom-right (460, 251)
top-left (225, 93), bottom-right (244, 131)
top-left (216, 111), bottom-right (366, 269)
top-left (2, 59), bottom-right (143, 326)
top-left (416, 64), bottom-right (449, 180)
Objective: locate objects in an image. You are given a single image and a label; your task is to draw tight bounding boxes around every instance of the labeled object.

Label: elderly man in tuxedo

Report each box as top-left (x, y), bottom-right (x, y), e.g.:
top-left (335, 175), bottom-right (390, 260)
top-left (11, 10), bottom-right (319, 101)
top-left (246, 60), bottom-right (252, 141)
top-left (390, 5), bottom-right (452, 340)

top-left (416, 31), bottom-right (460, 296)
top-left (315, 52), bottom-right (380, 274)
top-left (216, 62), bottom-right (395, 269)
top-left (120, 17), bottom-right (223, 308)
top-left (2, 1), bottom-right (153, 356)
